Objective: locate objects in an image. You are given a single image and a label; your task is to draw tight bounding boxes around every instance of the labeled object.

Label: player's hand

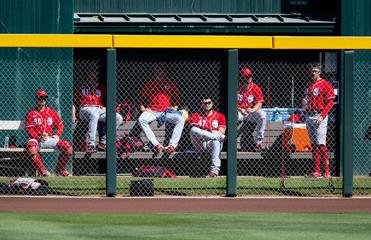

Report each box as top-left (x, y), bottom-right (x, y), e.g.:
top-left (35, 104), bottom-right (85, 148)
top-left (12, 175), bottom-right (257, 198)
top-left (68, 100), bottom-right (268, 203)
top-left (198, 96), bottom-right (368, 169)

top-left (246, 108), bottom-right (254, 113)
top-left (239, 108), bottom-right (248, 115)
top-left (302, 98), bottom-right (308, 109)
top-left (316, 116), bottom-right (324, 125)
top-left (41, 133), bottom-right (49, 142)
top-left (52, 135), bottom-right (60, 140)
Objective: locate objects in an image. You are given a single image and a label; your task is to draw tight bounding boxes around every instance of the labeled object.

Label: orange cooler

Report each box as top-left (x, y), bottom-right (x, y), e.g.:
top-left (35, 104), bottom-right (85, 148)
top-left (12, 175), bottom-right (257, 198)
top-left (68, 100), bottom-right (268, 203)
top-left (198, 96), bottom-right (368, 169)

top-left (283, 123), bottom-right (312, 152)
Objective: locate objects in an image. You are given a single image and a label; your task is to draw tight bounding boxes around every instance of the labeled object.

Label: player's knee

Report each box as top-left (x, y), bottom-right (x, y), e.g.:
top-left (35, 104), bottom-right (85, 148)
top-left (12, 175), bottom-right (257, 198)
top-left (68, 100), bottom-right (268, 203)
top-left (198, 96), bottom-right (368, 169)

top-left (116, 114), bottom-right (123, 126)
top-left (26, 141), bottom-right (39, 155)
top-left (138, 115), bottom-right (148, 125)
top-left (57, 140), bottom-right (73, 155)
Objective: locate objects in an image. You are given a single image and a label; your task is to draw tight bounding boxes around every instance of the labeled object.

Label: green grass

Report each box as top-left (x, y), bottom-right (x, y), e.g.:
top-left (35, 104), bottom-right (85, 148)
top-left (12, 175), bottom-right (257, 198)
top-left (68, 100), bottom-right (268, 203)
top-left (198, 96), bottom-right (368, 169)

top-left (0, 176), bottom-right (370, 196)
top-left (0, 212), bottom-right (370, 240)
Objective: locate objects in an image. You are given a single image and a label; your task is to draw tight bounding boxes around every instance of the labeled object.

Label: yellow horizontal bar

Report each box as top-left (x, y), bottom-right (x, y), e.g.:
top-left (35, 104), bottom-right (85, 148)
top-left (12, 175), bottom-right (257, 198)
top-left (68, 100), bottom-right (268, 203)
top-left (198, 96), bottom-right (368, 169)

top-left (0, 34), bottom-right (112, 48)
top-left (113, 35), bottom-right (272, 49)
top-left (274, 36), bottom-right (371, 49)
top-left (0, 34), bottom-right (371, 49)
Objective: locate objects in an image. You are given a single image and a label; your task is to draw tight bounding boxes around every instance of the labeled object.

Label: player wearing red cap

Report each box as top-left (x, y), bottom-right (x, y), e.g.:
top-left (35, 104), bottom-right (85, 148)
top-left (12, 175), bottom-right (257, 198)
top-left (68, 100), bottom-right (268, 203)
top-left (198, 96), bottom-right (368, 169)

top-left (237, 68), bottom-right (267, 151)
top-left (138, 65), bottom-right (185, 154)
top-left (189, 97), bottom-right (226, 177)
top-left (24, 90), bottom-right (73, 176)
top-left (303, 65), bottom-right (335, 178)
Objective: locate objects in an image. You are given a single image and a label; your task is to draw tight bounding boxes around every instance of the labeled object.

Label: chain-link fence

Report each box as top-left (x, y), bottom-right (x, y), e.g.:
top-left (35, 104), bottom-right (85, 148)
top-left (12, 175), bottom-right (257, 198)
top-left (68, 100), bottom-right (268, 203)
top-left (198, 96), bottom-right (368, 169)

top-left (116, 49), bottom-right (226, 196)
top-left (237, 51), bottom-right (340, 196)
top-left (353, 50), bottom-right (371, 195)
top-left (0, 47), bottom-right (369, 197)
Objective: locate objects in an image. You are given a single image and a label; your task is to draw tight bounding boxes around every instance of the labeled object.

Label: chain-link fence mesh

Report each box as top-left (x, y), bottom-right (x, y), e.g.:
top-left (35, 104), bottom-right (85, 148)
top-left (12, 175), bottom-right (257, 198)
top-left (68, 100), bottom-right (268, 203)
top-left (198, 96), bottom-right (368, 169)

top-left (0, 48), bottom-right (369, 197)
top-left (0, 49), bottom-right (105, 196)
top-left (237, 51), bottom-right (341, 196)
top-left (353, 50), bottom-right (371, 195)
top-left (116, 50), bottom-right (226, 196)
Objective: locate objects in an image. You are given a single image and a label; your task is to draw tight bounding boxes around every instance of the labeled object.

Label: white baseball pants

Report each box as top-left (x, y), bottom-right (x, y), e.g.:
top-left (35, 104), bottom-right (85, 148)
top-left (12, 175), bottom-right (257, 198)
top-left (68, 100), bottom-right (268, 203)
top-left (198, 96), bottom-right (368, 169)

top-left (138, 110), bottom-right (185, 148)
top-left (79, 106), bottom-right (123, 146)
top-left (305, 113), bottom-right (328, 145)
top-left (238, 109), bottom-right (267, 144)
top-left (190, 127), bottom-right (224, 174)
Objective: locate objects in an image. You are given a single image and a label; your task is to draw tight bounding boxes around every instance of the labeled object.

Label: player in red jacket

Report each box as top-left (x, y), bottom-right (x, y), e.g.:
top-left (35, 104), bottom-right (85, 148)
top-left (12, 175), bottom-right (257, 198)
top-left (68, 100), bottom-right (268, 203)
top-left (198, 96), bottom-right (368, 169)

top-left (138, 65), bottom-right (185, 154)
top-left (237, 68), bottom-right (267, 151)
top-left (303, 65), bottom-right (335, 178)
top-left (25, 90), bottom-right (73, 177)
top-left (189, 97), bottom-right (226, 177)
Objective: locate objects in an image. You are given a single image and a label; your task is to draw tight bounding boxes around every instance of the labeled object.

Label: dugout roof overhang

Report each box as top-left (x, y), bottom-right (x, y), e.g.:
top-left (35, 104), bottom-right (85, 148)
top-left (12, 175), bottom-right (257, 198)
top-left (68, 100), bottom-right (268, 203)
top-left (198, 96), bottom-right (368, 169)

top-left (74, 13), bottom-right (336, 35)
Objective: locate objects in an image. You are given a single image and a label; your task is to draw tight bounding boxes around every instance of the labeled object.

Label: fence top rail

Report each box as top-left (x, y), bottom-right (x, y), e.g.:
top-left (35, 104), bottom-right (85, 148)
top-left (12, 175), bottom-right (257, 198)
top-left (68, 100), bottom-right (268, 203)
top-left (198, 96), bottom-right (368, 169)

top-left (0, 34), bottom-right (371, 49)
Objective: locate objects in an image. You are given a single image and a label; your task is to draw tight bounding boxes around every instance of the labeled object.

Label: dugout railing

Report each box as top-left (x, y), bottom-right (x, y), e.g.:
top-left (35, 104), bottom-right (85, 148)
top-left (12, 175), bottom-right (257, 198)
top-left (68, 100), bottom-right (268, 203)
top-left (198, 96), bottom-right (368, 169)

top-left (0, 35), bottom-right (370, 197)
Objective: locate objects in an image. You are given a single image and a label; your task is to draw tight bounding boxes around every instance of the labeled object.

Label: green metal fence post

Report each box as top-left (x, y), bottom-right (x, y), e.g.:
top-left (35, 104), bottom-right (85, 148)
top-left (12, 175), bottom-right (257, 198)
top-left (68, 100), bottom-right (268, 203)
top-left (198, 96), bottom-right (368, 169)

top-left (226, 49), bottom-right (238, 197)
top-left (106, 48), bottom-right (117, 197)
top-left (342, 50), bottom-right (354, 197)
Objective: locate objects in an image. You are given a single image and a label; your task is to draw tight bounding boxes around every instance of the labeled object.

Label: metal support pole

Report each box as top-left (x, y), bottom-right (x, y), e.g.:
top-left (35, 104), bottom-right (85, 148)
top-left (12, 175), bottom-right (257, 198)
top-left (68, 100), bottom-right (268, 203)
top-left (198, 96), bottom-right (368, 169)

top-left (106, 48), bottom-right (117, 197)
top-left (342, 50), bottom-right (354, 197)
top-left (226, 49), bottom-right (238, 197)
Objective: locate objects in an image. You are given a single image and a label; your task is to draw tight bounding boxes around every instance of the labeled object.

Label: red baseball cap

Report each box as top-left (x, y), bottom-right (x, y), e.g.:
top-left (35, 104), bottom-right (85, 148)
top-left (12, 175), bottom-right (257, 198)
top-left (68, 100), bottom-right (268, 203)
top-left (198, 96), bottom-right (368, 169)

top-left (241, 68), bottom-right (252, 77)
top-left (36, 89), bottom-right (48, 98)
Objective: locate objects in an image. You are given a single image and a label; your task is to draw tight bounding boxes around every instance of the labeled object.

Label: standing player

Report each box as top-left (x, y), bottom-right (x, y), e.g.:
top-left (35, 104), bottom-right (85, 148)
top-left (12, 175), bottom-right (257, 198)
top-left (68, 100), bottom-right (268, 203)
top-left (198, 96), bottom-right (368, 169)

top-left (189, 97), bottom-right (226, 177)
top-left (237, 68), bottom-right (267, 151)
top-left (303, 65), bottom-right (335, 178)
top-left (78, 74), bottom-right (123, 153)
top-left (25, 89), bottom-right (73, 177)
top-left (138, 65), bottom-right (185, 154)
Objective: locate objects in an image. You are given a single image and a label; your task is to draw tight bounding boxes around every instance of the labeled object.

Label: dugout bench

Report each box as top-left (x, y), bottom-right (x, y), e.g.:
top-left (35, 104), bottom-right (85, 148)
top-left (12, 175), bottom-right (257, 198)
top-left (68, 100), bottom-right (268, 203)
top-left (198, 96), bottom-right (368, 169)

top-left (0, 119), bottom-right (335, 177)
top-left (73, 120), bottom-right (335, 177)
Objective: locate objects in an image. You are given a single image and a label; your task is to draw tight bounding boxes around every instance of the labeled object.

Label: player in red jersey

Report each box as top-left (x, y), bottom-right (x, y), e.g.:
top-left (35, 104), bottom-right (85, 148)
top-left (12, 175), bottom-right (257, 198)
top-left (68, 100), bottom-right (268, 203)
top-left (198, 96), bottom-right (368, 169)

top-left (237, 68), bottom-right (267, 151)
top-left (189, 97), bottom-right (226, 177)
top-left (24, 90), bottom-right (73, 176)
top-left (78, 74), bottom-right (123, 152)
top-left (303, 65), bottom-right (335, 178)
top-left (138, 65), bottom-right (185, 154)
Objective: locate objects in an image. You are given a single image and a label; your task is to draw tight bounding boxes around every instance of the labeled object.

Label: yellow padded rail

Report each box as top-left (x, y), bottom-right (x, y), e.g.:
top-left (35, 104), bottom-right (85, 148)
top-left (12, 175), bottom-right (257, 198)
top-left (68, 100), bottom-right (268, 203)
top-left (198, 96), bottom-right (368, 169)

top-left (273, 36), bottom-right (371, 49)
top-left (0, 34), bottom-right (371, 49)
top-left (0, 34), bottom-right (112, 48)
top-left (113, 35), bottom-right (273, 49)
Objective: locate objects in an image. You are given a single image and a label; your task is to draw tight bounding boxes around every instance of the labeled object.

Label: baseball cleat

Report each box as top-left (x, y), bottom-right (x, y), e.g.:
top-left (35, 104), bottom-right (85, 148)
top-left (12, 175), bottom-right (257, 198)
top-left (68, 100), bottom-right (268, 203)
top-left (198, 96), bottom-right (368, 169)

top-left (56, 170), bottom-right (71, 177)
top-left (305, 172), bottom-right (323, 178)
top-left (97, 143), bottom-right (106, 152)
top-left (206, 171), bottom-right (219, 178)
top-left (165, 145), bottom-right (175, 154)
top-left (155, 144), bottom-right (164, 153)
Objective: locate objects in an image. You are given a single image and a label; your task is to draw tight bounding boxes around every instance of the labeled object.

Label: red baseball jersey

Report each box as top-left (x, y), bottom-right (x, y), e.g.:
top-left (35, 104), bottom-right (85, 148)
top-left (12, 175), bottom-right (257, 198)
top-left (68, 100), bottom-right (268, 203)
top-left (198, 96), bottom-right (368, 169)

top-left (25, 107), bottom-right (64, 140)
top-left (140, 79), bottom-right (180, 112)
top-left (306, 78), bottom-right (335, 111)
top-left (80, 83), bottom-right (105, 108)
top-left (237, 83), bottom-right (264, 109)
top-left (189, 111), bottom-right (226, 131)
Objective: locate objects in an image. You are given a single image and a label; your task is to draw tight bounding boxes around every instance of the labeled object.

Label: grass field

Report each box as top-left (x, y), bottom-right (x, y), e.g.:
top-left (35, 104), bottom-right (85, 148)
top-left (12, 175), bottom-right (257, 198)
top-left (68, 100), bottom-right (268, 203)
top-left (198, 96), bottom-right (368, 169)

top-left (0, 212), bottom-right (370, 240)
top-left (1, 176), bottom-right (370, 196)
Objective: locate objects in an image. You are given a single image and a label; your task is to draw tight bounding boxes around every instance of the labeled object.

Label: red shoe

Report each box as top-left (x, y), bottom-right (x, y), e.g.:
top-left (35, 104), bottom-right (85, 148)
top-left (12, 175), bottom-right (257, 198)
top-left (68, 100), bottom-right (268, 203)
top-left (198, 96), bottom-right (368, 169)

top-left (165, 145), bottom-right (175, 154)
top-left (155, 144), bottom-right (164, 153)
top-left (324, 172), bottom-right (331, 178)
top-left (97, 143), bottom-right (106, 152)
top-left (206, 171), bottom-right (219, 178)
top-left (87, 145), bottom-right (97, 153)
top-left (255, 143), bottom-right (262, 152)
top-left (56, 170), bottom-right (71, 177)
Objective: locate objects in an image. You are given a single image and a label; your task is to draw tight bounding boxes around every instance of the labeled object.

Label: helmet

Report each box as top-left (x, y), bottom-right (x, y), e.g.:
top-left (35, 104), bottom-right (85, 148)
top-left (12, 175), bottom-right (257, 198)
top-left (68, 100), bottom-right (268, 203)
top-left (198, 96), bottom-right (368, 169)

top-left (241, 68), bottom-right (252, 77)
top-left (36, 89), bottom-right (48, 98)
